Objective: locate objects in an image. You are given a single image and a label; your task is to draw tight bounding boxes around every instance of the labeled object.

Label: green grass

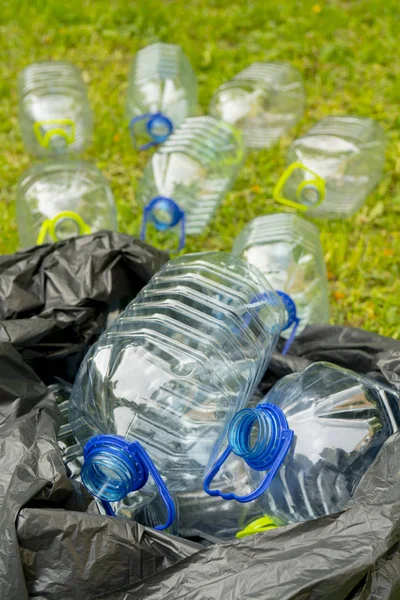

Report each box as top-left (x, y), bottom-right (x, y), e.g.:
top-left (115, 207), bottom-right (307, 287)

top-left (0, 0), bottom-right (399, 338)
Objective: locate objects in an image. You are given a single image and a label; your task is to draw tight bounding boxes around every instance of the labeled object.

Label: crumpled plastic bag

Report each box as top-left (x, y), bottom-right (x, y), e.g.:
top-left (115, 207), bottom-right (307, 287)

top-left (0, 230), bottom-right (168, 384)
top-left (0, 233), bottom-right (400, 600)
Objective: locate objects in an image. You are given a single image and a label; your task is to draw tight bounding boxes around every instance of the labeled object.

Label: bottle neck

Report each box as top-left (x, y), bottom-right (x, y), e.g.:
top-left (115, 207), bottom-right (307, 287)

top-left (82, 436), bottom-right (147, 502)
top-left (228, 406), bottom-right (282, 471)
top-left (146, 196), bottom-right (184, 231)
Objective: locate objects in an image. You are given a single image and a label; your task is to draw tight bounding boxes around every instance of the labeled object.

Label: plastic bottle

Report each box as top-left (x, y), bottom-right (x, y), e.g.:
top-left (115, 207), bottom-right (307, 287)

top-left (127, 43), bottom-right (197, 150)
top-left (68, 252), bottom-right (297, 530)
top-left (16, 160), bottom-right (118, 248)
top-left (18, 61), bottom-right (92, 157)
top-left (138, 116), bottom-right (244, 251)
top-left (273, 116), bottom-right (387, 218)
top-left (205, 362), bottom-right (399, 527)
top-left (232, 213), bottom-right (330, 338)
top-left (209, 62), bottom-right (305, 149)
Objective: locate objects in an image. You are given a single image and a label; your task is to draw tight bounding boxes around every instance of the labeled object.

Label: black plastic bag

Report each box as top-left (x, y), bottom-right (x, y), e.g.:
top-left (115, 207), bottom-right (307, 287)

top-left (0, 234), bottom-right (400, 600)
top-left (0, 231), bottom-right (168, 384)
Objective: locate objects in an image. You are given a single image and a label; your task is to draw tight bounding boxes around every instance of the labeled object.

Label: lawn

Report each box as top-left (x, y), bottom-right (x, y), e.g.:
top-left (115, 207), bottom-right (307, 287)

top-left (0, 0), bottom-right (399, 338)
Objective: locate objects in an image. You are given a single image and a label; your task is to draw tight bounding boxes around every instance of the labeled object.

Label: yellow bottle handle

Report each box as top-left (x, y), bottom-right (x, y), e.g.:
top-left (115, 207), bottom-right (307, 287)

top-left (36, 211), bottom-right (91, 245)
top-left (236, 515), bottom-right (279, 539)
top-left (33, 119), bottom-right (76, 148)
top-left (273, 161), bottom-right (326, 211)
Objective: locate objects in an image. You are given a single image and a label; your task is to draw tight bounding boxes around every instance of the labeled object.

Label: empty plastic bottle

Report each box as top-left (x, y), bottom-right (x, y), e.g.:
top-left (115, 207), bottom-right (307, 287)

top-left (68, 252), bottom-right (296, 530)
top-left (18, 61), bottom-right (92, 157)
top-left (209, 62), bottom-right (305, 149)
top-left (205, 362), bottom-right (400, 527)
top-left (138, 117), bottom-right (244, 250)
top-left (273, 116), bottom-right (387, 218)
top-left (127, 43), bottom-right (197, 150)
top-left (232, 213), bottom-right (330, 338)
top-left (16, 160), bottom-right (118, 248)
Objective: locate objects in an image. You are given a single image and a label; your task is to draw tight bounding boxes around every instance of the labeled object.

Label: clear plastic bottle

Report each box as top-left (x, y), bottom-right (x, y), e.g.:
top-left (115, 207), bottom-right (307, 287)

top-left (273, 116), bottom-right (387, 218)
top-left (138, 116), bottom-right (244, 250)
top-left (68, 252), bottom-right (293, 529)
top-left (209, 62), bottom-right (305, 149)
top-left (232, 213), bottom-right (330, 337)
top-left (205, 362), bottom-right (400, 527)
top-left (16, 160), bottom-right (118, 248)
top-left (126, 43), bottom-right (197, 150)
top-left (18, 61), bottom-right (92, 157)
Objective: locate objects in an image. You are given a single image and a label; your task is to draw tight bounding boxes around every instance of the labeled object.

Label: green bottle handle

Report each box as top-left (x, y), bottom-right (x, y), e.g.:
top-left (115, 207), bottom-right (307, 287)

top-left (33, 119), bottom-right (76, 148)
top-left (36, 211), bottom-right (91, 245)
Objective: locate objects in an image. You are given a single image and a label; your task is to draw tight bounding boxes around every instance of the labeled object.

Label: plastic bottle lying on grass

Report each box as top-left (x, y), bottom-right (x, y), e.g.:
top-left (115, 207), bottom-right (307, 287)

top-left (209, 62), bottom-right (305, 149)
top-left (273, 116), bottom-right (387, 218)
top-left (16, 160), bottom-right (117, 248)
top-left (126, 43), bottom-right (197, 150)
top-left (137, 117), bottom-right (244, 251)
top-left (232, 213), bottom-right (330, 343)
top-left (18, 61), bottom-right (92, 157)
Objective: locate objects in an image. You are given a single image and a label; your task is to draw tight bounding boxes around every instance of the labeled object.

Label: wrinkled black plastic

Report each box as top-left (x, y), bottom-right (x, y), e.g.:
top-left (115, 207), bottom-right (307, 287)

top-left (0, 231), bottom-right (168, 384)
top-left (0, 234), bottom-right (400, 600)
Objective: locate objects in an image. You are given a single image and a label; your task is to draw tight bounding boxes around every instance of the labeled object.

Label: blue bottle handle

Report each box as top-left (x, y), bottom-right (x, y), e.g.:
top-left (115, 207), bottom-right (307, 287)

top-left (129, 112), bottom-right (173, 150)
top-left (132, 442), bottom-right (176, 530)
top-left (203, 430), bottom-right (293, 502)
top-left (275, 291), bottom-right (301, 355)
top-left (203, 403), bottom-right (294, 503)
top-left (140, 196), bottom-right (186, 252)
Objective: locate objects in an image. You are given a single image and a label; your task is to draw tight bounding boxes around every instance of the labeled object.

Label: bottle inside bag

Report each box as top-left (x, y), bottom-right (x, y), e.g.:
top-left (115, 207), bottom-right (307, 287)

top-left (205, 362), bottom-right (399, 527)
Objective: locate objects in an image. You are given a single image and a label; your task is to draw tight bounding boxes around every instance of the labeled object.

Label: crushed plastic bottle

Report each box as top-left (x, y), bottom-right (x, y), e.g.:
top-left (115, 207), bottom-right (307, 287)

top-left (18, 61), bottom-right (92, 157)
top-left (273, 116), bottom-right (387, 218)
top-left (138, 117), bottom-right (244, 250)
top-left (127, 43), bottom-right (197, 150)
top-left (205, 362), bottom-right (400, 527)
top-left (209, 62), bottom-right (305, 149)
top-left (68, 252), bottom-right (296, 530)
top-left (16, 160), bottom-right (118, 248)
top-left (232, 213), bottom-right (330, 339)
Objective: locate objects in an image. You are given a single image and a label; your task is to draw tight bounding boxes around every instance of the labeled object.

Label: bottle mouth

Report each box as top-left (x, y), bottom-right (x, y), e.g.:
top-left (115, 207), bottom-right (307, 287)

top-left (147, 113), bottom-right (173, 143)
top-left (296, 181), bottom-right (321, 207)
top-left (82, 436), bottom-right (147, 502)
top-left (228, 407), bottom-right (280, 469)
top-left (82, 451), bottom-right (133, 501)
top-left (147, 196), bottom-right (184, 231)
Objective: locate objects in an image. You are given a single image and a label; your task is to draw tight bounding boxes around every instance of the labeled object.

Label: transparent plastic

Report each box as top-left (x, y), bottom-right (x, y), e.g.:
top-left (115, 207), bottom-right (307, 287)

top-left (16, 160), bottom-right (118, 248)
top-left (18, 61), bottom-right (92, 157)
top-left (232, 213), bottom-right (330, 336)
top-left (126, 43), bottom-right (197, 148)
top-left (206, 362), bottom-right (400, 526)
top-left (138, 117), bottom-right (243, 248)
top-left (275, 116), bottom-right (387, 218)
top-left (209, 62), bottom-right (305, 149)
top-left (69, 252), bottom-right (287, 496)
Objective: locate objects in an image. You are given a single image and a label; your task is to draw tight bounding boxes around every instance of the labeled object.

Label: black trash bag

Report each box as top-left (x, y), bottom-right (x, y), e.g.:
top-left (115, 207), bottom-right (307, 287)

top-left (0, 231), bottom-right (168, 384)
top-left (0, 236), bottom-right (400, 600)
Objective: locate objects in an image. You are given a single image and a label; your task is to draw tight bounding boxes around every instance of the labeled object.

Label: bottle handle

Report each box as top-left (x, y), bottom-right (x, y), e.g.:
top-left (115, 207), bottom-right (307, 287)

top-left (273, 162), bottom-right (326, 211)
top-left (130, 441), bottom-right (176, 531)
top-left (129, 112), bottom-right (173, 150)
top-left (236, 515), bottom-right (278, 539)
top-left (33, 119), bottom-right (76, 149)
top-left (36, 211), bottom-right (92, 245)
top-left (275, 291), bottom-right (300, 355)
top-left (140, 197), bottom-right (186, 252)
top-left (203, 429), bottom-right (293, 503)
